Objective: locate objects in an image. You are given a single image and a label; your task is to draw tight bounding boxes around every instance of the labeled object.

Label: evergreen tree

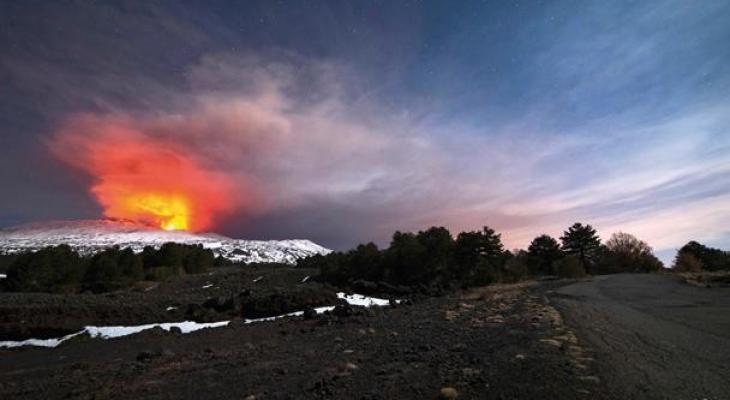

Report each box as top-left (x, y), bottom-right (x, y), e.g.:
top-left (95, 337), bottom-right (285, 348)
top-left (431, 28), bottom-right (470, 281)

top-left (416, 227), bottom-right (455, 283)
top-left (482, 226), bottom-right (505, 261)
top-left (384, 231), bottom-right (427, 285)
top-left (560, 223), bottom-right (601, 273)
top-left (454, 230), bottom-right (486, 275)
top-left (347, 242), bottom-right (384, 282)
top-left (527, 234), bottom-right (563, 275)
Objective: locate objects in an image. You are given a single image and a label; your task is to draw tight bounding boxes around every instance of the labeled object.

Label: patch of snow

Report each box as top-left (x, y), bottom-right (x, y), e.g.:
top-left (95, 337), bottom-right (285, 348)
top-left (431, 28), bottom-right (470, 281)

top-left (243, 306), bottom-right (335, 323)
top-left (165, 306), bottom-right (177, 311)
top-left (0, 273), bottom-right (6, 279)
top-left (301, 275), bottom-right (310, 283)
top-left (0, 320), bottom-right (228, 349)
top-left (337, 292), bottom-right (393, 307)
top-left (0, 293), bottom-right (398, 349)
top-left (85, 321), bottom-right (229, 339)
top-left (252, 276), bottom-right (263, 283)
top-left (201, 283), bottom-right (213, 289)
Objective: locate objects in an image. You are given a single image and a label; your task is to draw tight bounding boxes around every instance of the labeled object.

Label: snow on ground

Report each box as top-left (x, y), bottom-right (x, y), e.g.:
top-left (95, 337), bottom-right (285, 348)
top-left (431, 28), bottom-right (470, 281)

top-left (0, 274), bottom-right (6, 279)
top-left (0, 293), bottom-right (395, 349)
top-left (337, 292), bottom-right (393, 307)
top-left (0, 321), bottom-right (229, 349)
top-left (0, 219), bottom-right (332, 264)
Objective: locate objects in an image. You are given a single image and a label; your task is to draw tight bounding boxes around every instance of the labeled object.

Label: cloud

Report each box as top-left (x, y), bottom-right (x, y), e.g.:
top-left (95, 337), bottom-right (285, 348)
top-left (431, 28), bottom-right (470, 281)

top-left (40, 50), bottom-right (730, 257)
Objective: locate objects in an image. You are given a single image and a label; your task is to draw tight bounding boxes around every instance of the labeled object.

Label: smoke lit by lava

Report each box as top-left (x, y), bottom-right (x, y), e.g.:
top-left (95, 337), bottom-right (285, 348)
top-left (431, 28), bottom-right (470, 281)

top-left (49, 115), bottom-right (236, 232)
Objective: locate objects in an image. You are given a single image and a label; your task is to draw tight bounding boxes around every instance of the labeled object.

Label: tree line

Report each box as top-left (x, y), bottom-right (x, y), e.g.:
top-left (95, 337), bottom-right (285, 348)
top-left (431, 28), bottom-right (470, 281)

top-left (672, 241), bottom-right (730, 272)
top-left (300, 223), bottom-right (667, 288)
top-left (1, 243), bottom-right (227, 293)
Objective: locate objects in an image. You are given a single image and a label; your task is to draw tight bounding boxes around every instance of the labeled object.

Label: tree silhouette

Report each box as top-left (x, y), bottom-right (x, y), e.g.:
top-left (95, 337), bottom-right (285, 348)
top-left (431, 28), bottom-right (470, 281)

top-left (676, 241), bottom-right (730, 271)
top-left (528, 234), bottom-right (563, 275)
top-left (602, 232), bottom-right (663, 273)
top-left (560, 223), bottom-right (601, 273)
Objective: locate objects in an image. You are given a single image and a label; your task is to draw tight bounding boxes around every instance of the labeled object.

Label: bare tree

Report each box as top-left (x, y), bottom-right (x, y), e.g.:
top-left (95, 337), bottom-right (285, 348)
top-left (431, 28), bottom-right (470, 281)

top-left (603, 232), bottom-right (663, 273)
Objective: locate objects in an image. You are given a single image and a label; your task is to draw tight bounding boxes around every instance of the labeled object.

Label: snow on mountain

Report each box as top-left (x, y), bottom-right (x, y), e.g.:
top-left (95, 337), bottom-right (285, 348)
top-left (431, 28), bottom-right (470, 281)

top-left (0, 220), bottom-right (331, 264)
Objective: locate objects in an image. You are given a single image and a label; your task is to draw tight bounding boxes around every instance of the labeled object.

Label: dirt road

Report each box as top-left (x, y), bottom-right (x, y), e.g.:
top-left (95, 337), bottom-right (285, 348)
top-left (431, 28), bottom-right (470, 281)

top-left (550, 273), bottom-right (730, 400)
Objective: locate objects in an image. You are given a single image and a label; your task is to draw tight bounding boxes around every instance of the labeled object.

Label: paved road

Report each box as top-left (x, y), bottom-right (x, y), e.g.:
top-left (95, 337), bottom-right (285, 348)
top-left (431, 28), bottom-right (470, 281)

top-left (550, 273), bottom-right (730, 400)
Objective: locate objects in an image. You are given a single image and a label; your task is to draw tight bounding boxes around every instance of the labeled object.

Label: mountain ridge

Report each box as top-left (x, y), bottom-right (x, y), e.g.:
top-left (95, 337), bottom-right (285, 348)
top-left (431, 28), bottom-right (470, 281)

top-left (0, 219), bottom-right (331, 264)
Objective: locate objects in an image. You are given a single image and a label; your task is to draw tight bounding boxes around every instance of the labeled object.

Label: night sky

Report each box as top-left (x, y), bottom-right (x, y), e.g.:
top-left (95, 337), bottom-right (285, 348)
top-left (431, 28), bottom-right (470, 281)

top-left (1, 1), bottom-right (729, 261)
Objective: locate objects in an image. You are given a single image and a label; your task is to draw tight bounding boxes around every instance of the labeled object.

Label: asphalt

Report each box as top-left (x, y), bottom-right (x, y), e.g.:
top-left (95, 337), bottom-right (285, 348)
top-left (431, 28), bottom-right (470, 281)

top-left (550, 273), bottom-right (730, 400)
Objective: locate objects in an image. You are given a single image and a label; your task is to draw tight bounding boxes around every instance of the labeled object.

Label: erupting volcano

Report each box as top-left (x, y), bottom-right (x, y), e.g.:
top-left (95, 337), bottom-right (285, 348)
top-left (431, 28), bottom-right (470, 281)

top-left (50, 115), bottom-right (237, 232)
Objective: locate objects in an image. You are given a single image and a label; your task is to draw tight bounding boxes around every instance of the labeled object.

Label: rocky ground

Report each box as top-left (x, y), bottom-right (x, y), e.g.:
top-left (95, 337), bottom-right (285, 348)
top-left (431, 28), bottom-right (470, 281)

top-left (0, 267), bottom-right (611, 400)
top-left (0, 266), bottom-right (327, 340)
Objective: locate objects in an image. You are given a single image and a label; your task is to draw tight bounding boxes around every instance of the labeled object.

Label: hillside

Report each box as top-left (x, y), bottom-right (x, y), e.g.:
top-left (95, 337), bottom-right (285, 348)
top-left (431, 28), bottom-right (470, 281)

top-left (0, 220), bottom-right (330, 264)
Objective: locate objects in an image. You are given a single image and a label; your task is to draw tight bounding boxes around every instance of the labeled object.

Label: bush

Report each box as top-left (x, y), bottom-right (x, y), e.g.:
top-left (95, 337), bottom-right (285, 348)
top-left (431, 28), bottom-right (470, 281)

top-left (4, 245), bottom-right (86, 293)
top-left (145, 266), bottom-right (178, 282)
top-left (553, 255), bottom-right (586, 278)
top-left (673, 251), bottom-right (703, 272)
top-left (471, 259), bottom-right (501, 286)
top-left (0, 253), bottom-right (20, 274)
top-left (676, 241), bottom-right (730, 271)
top-left (503, 251), bottom-right (529, 283)
top-left (183, 246), bottom-right (215, 274)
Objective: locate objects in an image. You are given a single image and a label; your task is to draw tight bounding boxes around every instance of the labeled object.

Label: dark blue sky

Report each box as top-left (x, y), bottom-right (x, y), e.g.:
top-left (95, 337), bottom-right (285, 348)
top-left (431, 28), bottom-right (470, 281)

top-left (1, 1), bottom-right (729, 261)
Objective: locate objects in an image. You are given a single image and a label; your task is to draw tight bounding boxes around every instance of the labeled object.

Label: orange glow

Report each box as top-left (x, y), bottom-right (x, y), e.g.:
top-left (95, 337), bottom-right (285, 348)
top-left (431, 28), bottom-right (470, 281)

top-left (50, 116), bottom-right (237, 232)
top-left (123, 193), bottom-right (190, 231)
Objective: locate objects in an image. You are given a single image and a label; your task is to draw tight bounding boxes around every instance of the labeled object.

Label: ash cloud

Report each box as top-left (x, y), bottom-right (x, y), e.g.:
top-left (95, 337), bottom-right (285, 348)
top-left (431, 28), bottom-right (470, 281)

top-left (3, 1), bottom-right (730, 258)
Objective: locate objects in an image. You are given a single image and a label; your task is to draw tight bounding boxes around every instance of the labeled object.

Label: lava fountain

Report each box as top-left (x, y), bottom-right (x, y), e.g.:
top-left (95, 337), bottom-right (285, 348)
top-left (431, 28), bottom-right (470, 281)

top-left (50, 116), bottom-right (236, 231)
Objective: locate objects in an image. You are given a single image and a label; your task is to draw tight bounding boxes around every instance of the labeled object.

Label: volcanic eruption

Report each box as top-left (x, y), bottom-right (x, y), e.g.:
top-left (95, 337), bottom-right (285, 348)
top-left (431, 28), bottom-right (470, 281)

top-left (49, 115), bottom-right (236, 232)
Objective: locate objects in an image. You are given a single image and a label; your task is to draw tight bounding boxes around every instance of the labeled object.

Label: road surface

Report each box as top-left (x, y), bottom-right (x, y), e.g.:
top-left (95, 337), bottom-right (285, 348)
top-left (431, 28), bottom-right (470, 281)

top-left (550, 273), bottom-right (730, 400)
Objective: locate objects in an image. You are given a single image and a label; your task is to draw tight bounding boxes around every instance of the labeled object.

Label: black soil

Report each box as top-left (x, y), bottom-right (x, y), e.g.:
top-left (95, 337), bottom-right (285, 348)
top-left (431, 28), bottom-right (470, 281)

top-left (0, 267), bottom-right (613, 400)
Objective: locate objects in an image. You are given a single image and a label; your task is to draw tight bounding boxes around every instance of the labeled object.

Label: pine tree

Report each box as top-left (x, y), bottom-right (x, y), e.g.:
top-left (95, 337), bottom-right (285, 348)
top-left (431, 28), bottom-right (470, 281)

top-left (528, 234), bottom-right (563, 275)
top-left (560, 223), bottom-right (601, 273)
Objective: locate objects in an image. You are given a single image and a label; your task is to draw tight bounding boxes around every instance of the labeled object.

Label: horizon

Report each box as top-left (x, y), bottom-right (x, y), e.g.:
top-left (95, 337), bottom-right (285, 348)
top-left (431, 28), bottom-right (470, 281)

top-left (2, 1), bottom-right (729, 265)
top-left (0, 217), bottom-right (697, 266)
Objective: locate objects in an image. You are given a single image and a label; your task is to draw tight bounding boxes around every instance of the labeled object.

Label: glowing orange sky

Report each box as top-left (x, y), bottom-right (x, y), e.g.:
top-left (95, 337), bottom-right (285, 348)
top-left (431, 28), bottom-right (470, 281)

top-left (50, 116), bottom-right (236, 231)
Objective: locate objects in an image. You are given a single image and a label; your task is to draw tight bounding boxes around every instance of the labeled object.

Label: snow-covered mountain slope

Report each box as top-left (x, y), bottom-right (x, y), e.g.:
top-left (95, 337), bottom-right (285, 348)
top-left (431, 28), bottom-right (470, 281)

top-left (0, 220), bottom-right (331, 264)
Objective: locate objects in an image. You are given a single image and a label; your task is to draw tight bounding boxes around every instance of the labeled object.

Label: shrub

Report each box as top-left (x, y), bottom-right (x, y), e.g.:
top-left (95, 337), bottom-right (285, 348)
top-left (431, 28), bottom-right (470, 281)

top-left (145, 266), bottom-right (178, 282)
top-left (673, 251), bottom-right (703, 272)
top-left (503, 251), bottom-right (529, 283)
top-left (471, 259), bottom-right (501, 286)
top-left (84, 248), bottom-right (125, 292)
top-left (676, 241), bottom-right (730, 271)
top-left (4, 245), bottom-right (86, 293)
top-left (119, 248), bottom-right (144, 281)
top-left (553, 255), bottom-right (586, 278)
top-left (183, 246), bottom-right (215, 274)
